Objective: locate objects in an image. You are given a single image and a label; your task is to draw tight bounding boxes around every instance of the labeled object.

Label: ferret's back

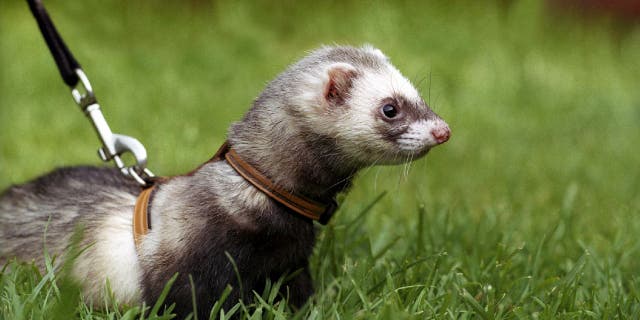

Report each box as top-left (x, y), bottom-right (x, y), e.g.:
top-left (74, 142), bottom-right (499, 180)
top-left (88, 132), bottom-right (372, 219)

top-left (0, 166), bottom-right (140, 264)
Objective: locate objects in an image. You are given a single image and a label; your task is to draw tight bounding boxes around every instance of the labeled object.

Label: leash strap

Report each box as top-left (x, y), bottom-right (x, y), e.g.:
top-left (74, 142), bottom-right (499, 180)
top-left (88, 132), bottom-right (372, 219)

top-left (27, 0), bottom-right (80, 87)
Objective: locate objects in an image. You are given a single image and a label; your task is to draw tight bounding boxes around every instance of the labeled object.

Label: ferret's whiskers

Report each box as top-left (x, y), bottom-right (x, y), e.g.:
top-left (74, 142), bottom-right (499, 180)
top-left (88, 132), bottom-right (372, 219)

top-left (405, 155), bottom-right (410, 179)
top-left (367, 154), bottom-right (385, 193)
top-left (373, 166), bottom-right (381, 192)
top-left (401, 160), bottom-right (408, 181)
top-left (428, 71), bottom-right (432, 105)
top-left (415, 75), bottom-right (427, 92)
top-left (393, 151), bottom-right (405, 189)
top-left (403, 154), bottom-right (411, 179)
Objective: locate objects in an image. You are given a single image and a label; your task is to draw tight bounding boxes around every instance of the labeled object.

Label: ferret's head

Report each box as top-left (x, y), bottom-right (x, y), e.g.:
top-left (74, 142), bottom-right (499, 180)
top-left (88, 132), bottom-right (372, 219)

top-left (287, 45), bottom-right (451, 167)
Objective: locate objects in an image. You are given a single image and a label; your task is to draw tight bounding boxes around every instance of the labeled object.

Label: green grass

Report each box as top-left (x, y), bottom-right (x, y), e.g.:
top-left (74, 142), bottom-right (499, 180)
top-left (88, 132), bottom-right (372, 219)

top-left (2, 0), bottom-right (640, 318)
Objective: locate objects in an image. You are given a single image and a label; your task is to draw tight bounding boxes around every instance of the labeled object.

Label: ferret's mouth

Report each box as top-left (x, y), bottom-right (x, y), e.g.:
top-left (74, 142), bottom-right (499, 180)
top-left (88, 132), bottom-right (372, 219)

top-left (375, 146), bottom-right (431, 165)
top-left (401, 146), bottom-right (430, 160)
top-left (395, 139), bottom-right (433, 156)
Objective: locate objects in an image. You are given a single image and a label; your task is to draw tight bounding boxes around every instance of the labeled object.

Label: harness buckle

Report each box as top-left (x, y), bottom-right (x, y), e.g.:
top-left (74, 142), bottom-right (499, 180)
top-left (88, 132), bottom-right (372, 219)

top-left (319, 199), bottom-right (338, 225)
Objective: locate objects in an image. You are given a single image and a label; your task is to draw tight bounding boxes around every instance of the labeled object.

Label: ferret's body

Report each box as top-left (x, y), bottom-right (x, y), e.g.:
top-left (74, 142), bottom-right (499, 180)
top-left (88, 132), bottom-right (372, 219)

top-left (0, 45), bottom-right (450, 317)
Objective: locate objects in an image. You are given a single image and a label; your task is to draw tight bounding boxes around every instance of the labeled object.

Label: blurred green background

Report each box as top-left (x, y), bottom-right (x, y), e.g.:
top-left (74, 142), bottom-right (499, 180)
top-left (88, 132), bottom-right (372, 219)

top-left (1, 0), bottom-right (640, 317)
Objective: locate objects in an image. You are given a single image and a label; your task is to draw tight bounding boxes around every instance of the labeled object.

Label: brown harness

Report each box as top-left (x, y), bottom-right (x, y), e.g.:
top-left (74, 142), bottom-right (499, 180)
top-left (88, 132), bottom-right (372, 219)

top-left (132, 142), bottom-right (337, 247)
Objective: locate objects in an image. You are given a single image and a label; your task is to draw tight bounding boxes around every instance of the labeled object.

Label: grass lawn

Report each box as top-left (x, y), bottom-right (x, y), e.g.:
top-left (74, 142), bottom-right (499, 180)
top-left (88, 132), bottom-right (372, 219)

top-left (1, 0), bottom-right (640, 318)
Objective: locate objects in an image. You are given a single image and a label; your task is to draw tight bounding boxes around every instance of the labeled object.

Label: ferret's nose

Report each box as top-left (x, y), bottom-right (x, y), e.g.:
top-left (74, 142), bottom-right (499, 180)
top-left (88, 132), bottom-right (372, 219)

top-left (431, 124), bottom-right (451, 145)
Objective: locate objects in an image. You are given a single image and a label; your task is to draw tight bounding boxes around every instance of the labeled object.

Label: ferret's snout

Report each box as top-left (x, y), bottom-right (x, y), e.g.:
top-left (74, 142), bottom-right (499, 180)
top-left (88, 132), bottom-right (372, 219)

top-left (431, 123), bottom-right (451, 145)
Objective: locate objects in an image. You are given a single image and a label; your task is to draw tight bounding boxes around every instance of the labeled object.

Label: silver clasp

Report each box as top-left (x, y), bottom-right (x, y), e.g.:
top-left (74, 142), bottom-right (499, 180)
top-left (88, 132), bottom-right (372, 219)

top-left (71, 69), bottom-right (154, 186)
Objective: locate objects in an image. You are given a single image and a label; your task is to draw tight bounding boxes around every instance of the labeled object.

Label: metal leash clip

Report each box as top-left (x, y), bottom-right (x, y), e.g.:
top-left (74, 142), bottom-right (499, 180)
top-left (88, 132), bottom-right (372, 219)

top-left (70, 68), bottom-right (154, 186)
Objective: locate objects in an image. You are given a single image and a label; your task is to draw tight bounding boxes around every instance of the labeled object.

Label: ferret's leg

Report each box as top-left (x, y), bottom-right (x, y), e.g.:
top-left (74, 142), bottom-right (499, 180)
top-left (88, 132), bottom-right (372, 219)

top-left (284, 267), bottom-right (314, 308)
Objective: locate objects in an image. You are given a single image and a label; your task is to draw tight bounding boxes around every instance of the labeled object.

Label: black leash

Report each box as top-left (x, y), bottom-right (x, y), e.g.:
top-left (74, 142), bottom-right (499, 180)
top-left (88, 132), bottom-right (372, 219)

top-left (26, 0), bottom-right (80, 87)
top-left (26, 0), bottom-right (155, 186)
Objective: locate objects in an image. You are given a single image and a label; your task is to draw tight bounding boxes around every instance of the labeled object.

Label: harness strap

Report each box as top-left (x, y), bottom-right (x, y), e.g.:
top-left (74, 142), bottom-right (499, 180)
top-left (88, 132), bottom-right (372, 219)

top-left (133, 185), bottom-right (154, 248)
top-left (132, 141), bottom-right (338, 247)
top-left (224, 148), bottom-right (337, 223)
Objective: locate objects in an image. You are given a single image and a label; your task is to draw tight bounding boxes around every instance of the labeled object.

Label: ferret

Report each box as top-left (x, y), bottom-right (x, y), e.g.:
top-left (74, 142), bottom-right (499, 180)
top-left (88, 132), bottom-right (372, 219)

top-left (0, 45), bottom-right (450, 317)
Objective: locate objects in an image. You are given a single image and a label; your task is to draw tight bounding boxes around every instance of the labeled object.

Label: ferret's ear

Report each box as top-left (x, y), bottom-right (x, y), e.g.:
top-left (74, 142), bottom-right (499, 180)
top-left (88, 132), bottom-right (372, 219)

top-left (324, 63), bottom-right (358, 106)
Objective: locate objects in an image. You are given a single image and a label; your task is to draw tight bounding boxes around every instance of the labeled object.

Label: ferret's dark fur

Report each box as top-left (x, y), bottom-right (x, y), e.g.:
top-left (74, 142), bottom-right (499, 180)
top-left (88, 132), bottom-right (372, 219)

top-left (0, 45), bottom-right (450, 318)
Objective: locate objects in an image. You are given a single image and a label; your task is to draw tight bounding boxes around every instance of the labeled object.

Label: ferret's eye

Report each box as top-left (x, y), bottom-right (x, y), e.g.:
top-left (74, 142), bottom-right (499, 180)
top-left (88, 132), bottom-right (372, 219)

top-left (382, 104), bottom-right (398, 118)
